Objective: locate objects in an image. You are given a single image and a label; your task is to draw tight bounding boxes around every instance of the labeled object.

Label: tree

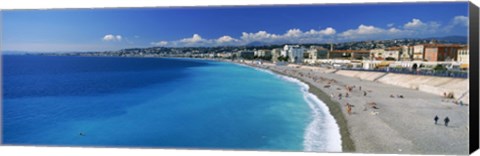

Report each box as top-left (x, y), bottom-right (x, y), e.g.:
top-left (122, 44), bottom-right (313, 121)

top-left (231, 54), bottom-right (237, 61)
top-left (433, 64), bottom-right (447, 71)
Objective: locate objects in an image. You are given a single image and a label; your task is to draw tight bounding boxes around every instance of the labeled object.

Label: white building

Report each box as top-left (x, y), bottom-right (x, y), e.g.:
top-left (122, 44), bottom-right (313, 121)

top-left (370, 49), bottom-right (385, 60)
top-left (370, 48), bottom-right (401, 61)
top-left (282, 45), bottom-right (306, 63)
top-left (413, 45), bottom-right (425, 61)
top-left (400, 45), bottom-right (414, 61)
top-left (254, 49), bottom-right (272, 58)
top-left (304, 46), bottom-right (329, 65)
top-left (457, 48), bottom-right (469, 64)
top-left (271, 48), bottom-right (282, 63)
top-left (308, 46), bottom-right (329, 60)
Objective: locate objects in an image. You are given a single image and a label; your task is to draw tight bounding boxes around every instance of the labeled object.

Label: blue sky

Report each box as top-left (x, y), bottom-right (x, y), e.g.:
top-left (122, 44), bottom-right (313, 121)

top-left (2, 2), bottom-right (469, 52)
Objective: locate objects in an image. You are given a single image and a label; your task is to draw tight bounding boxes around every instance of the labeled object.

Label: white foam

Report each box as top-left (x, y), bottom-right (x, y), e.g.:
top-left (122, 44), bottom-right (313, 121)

top-left (302, 90), bottom-right (342, 152)
top-left (243, 64), bottom-right (343, 152)
top-left (275, 73), bottom-right (342, 152)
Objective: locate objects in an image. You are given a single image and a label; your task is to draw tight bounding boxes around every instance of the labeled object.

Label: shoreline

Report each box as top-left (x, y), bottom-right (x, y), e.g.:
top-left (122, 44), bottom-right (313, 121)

top-left (12, 55), bottom-right (468, 154)
top-left (229, 60), bottom-right (355, 152)
top-left (232, 60), bottom-right (468, 155)
top-left (269, 68), bottom-right (356, 152)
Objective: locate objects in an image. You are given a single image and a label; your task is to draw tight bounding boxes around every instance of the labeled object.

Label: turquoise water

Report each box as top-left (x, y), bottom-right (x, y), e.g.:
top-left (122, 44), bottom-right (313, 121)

top-left (3, 55), bottom-right (341, 152)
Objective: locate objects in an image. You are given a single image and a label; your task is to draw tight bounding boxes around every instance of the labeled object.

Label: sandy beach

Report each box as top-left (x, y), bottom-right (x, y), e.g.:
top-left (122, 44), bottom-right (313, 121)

top-left (237, 60), bottom-right (469, 155)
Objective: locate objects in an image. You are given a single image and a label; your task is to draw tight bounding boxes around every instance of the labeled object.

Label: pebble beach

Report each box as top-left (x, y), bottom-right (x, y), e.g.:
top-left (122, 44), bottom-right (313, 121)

top-left (240, 61), bottom-right (469, 155)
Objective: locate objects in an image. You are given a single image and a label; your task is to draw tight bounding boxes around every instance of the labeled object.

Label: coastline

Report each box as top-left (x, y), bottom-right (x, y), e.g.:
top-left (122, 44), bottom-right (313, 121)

top-left (227, 60), bottom-right (355, 152)
top-left (12, 55), bottom-right (468, 154)
top-left (269, 67), bottom-right (355, 152)
top-left (230, 59), bottom-right (468, 155)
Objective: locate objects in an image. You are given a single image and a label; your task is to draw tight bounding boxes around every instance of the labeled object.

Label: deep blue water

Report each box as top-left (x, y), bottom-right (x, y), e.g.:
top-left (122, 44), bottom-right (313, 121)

top-left (2, 55), bottom-right (341, 152)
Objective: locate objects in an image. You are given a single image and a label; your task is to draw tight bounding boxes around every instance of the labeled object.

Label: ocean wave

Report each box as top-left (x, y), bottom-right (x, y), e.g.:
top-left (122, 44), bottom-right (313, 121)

top-left (244, 64), bottom-right (342, 152)
top-left (275, 73), bottom-right (342, 152)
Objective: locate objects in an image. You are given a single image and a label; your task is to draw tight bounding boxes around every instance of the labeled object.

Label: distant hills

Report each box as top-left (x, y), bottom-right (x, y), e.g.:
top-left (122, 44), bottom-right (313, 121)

top-left (2, 35), bottom-right (468, 54)
top-left (1, 51), bottom-right (30, 55)
top-left (421, 36), bottom-right (467, 44)
top-left (244, 35), bottom-right (468, 47)
top-left (245, 41), bottom-right (272, 47)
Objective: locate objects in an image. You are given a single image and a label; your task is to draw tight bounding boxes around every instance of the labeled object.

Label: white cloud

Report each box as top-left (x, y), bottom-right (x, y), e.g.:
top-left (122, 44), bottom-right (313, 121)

top-left (337, 17), bottom-right (462, 41)
top-left (305, 27), bottom-right (336, 36)
top-left (319, 27), bottom-right (336, 35)
top-left (339, 25), bottom-right (390, 39)
top-left (151, 41), bottom-right (168, 46)
top-left (102, 34), bottom-right (123, 42)
top-left (180, 34), bottom-right (204, 43)
top-left (388, 27), bottom-right (402, 33)
top-left (453, 15), bottom-right (468, 27)
top-left (444, 15), bottom-right (468, 32)
top-left (155, 27), bottom-right (334, 47)
top-left (241, 31), bottom-right (280, 42)
top-left (239, 27), bottom-right (336, 44)
top-left (403, 19), bottom-right (440, 31)
top-left (216, 35), bottom-right (237, 43)
top-left (147, 16), bottom-right (467, 47)
top-left (285, 29), bottom-right (303, 37)
top-left (404, 19), bottom-right (426, 29)
top-left (338, 24), bottom-right (420, 41)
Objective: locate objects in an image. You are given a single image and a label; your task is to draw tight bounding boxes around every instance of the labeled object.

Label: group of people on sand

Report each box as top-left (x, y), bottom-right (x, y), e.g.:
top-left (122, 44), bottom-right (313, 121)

top-left (434, 115), bottom-right (450, 127)
top-left (334, 84), bottom-right (370, 115)
top-left (390, 94), bottom-right (404, 98)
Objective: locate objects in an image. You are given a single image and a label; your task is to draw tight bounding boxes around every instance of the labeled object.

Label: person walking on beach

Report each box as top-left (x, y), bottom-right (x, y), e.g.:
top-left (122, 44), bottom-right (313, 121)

top-left (363, 91), bottom-right (367, 96)
top-left (359, 86), bottom-right (362, 91)
top-left (338, 93), bottom-right (342, 100)
top-left (444, 117), bottom-right (450, 127)
top-left (434, 115), bottom-right (439, 124)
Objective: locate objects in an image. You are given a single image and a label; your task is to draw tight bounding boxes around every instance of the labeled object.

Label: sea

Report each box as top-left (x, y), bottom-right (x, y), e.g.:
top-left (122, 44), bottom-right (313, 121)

top-left (2, 55), bottom-right (341, 152)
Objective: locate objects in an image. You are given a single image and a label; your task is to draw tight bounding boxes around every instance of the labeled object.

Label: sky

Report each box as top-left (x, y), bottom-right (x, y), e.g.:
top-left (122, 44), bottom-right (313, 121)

top-left (2, 2), bottom-right (469, 52)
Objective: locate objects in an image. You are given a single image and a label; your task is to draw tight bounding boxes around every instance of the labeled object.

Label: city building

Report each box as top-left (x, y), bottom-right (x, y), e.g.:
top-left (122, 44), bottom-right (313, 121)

top-left (307, 46), bottom-right (329, 60)
top-left (423, 44), bottom-right (464, 62)
top-left (413, 44), bottom-right (426, 61)
top-left (329, 50), bottom-right (370, 60)
top-left (271, 48), bottom-right (282, 63)
top-left (384, 47), bottom-right (402, 61)
top-left (370, 49), bottom-right (386, 60)
top-left (400, 45), bottom-right (414, 61)
top-left (254, 49), bottom-right (272, 58)
top-left (254, 49), bottom-right (272, 60)
top-left (303, 46), bottom-right (329, 64)
top-left (457, 48), bottom-right (469, 68)
top-left (217, 52), bottom-right (233, 58)
top-left (282, 45), bottom-right (306, 63)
